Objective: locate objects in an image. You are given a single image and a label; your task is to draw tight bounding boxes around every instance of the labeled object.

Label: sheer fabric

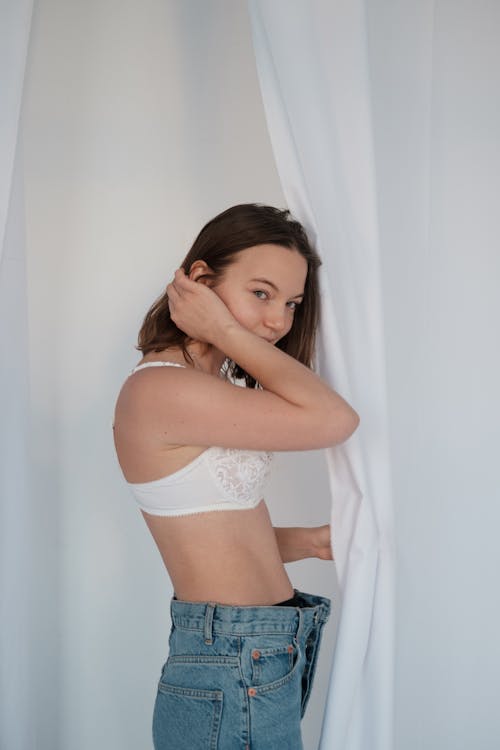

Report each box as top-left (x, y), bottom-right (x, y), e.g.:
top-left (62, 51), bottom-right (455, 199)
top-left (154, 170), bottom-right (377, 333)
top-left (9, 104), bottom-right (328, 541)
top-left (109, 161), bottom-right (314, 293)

top-left (248, 2), bottom-right (396, 748)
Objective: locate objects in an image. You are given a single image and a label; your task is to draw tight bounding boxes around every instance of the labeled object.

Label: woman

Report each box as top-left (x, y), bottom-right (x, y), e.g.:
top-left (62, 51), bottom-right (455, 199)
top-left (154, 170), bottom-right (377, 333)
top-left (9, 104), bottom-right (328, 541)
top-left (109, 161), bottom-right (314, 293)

top-left (113, 203), bottom-right (360, 749)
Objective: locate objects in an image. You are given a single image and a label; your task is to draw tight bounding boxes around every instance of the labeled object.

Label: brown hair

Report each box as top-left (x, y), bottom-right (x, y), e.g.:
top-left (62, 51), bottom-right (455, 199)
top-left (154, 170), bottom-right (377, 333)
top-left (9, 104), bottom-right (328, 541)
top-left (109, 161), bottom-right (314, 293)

top-left (137, 203), bottom-right (322, 387)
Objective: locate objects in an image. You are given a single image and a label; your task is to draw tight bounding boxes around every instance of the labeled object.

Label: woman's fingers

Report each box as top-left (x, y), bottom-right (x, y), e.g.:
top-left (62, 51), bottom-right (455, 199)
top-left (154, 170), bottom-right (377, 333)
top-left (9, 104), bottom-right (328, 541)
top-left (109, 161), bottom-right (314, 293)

top-left (174, 267), bottom-right (192, 287)
top-left (311, 524), bottom-right (334, 561)
top-left (166, 269), bottom-right (186, 299)
top-left (165, 267), bottom-right (237, 343)
top-left (165, 269), bottom-right (208, 338)
top-left (168, 269), bottom-right (193, 300)
top-left (166, 282), bottom-right (177, 302)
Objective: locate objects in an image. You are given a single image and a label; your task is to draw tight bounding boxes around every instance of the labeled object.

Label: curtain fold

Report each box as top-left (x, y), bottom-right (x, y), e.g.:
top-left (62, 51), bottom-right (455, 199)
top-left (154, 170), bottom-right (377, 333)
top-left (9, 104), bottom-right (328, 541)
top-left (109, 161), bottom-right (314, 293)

top-left (0, 0), bottom-right (33, 262)
top-left (247, 2), bottom-right (395, 748)
top-left (0, 2), bottom-right (36, 748)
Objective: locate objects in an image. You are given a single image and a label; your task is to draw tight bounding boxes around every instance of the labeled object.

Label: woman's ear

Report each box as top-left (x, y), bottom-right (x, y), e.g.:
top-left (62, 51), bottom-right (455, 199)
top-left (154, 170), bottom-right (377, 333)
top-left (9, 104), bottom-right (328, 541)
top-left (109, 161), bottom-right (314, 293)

top-left (189, 260), bottom-right (215, 286)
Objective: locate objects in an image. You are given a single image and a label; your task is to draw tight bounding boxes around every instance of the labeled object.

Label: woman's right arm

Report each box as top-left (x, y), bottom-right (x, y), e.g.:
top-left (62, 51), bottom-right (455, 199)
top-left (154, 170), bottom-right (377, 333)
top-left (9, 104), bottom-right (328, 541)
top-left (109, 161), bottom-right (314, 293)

top-left (120, 270), bottom-right (359, 452)
top-left (216, 318), bottom-right (357, 419)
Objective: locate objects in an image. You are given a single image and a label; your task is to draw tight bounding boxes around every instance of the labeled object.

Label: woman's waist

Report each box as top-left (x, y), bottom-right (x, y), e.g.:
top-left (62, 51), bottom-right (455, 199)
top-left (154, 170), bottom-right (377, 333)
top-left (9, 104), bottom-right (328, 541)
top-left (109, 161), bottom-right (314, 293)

top-left (145, 499), bottom-right (294, 601)
top-left (167, 548), bottom-right (294, 607)
top-left (169, 589), bottom-right (332, 634)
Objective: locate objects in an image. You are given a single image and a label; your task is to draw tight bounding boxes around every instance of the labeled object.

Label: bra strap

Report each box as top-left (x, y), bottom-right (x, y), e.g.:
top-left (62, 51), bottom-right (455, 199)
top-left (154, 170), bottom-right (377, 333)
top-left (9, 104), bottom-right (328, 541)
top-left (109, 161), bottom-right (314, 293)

top-left (130, 361), bottom-right (187, 374)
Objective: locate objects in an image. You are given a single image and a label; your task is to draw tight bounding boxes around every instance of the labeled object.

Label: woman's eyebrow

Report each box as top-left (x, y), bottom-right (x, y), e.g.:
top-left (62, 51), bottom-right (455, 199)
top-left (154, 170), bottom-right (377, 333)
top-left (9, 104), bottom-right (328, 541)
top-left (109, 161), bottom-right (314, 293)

top-left (249, 277), bottom-right (305, 299)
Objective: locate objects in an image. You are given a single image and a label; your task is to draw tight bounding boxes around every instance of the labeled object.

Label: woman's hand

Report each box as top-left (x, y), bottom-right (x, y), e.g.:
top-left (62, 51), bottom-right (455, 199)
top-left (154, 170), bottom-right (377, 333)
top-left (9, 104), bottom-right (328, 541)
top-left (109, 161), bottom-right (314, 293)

top-left (274, 524), bottom-right (334, 563)
top-left (166, 268), bottom-right (239, 343)
top-left (310, 524), bottom-right (334, 561)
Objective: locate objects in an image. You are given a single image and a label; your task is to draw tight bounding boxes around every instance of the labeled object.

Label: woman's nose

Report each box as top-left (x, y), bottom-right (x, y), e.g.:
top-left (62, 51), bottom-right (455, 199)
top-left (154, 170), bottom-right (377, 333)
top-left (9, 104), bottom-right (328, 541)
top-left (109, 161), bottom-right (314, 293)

top-left (264, 307), bottom-right (287, 333)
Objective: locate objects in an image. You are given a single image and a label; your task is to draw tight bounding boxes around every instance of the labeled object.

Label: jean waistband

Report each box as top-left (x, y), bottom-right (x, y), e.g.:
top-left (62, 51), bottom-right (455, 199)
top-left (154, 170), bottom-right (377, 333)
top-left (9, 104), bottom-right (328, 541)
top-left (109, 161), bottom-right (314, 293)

top-left (170, 588), bottom-right (331, 639)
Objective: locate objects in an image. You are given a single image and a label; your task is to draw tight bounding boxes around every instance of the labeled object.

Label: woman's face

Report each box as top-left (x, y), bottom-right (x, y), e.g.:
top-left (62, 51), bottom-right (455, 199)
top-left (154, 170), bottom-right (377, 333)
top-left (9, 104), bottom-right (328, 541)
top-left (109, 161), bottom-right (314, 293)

top-left (211, 244), bottom-right (308, 344)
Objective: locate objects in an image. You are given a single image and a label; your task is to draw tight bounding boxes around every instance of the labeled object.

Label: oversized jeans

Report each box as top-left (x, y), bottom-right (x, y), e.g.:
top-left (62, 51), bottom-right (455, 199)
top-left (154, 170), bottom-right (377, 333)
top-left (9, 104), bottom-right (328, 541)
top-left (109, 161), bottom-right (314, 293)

top-left (152, 588), bottom-right (331, 749)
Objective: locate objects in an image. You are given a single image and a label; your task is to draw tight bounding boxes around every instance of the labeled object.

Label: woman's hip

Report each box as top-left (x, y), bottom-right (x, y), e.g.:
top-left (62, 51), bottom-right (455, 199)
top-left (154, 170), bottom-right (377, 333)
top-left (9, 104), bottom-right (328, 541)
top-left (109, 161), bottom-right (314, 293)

top-left (152, 589), bottom-right (331, 749)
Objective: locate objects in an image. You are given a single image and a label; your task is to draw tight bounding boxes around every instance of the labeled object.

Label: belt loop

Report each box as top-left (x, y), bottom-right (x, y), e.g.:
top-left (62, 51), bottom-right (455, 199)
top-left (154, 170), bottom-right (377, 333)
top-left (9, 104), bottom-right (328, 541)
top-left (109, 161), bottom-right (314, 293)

top-left (204, 602), bottom-right (217, 645)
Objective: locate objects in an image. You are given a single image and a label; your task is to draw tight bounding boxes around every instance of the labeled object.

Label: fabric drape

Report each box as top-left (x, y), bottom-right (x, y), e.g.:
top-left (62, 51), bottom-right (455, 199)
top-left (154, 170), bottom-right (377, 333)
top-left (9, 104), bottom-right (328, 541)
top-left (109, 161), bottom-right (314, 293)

top-left (248, 2), bottom-right (396, 748)
top-left (0, 2), bottom-right (35, 748)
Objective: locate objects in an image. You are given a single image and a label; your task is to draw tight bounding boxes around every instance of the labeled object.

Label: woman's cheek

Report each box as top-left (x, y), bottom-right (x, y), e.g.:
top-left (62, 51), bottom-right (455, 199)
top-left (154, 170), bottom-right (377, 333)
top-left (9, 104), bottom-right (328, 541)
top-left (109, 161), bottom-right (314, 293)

top-left (231, 301), bottom-right (259, 329)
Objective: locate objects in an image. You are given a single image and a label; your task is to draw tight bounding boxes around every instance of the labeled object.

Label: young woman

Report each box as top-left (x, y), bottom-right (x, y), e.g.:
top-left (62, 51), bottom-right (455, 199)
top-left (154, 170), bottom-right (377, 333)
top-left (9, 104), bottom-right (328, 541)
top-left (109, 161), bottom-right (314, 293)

top-left (113, 203), bottom-right (360, 749)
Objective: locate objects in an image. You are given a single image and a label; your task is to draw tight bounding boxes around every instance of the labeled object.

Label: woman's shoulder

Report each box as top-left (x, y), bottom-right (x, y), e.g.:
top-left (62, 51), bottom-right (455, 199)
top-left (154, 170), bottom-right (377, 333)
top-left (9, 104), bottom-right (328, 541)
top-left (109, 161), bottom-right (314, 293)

top-left (114, 349), bottom-right (347, 452)
top-left (116, 353), bottom-right (228, 418)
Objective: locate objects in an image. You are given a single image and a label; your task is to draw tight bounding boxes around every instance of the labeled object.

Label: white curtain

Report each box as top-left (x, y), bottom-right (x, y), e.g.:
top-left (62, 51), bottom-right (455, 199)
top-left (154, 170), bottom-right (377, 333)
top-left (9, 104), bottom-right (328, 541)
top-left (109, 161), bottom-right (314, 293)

top-left (5, 1), bottom-right (500, 747)
top-left (247, 2), bottom-right (395, 748)
top-left (0, 2), bottom-right (36, 748)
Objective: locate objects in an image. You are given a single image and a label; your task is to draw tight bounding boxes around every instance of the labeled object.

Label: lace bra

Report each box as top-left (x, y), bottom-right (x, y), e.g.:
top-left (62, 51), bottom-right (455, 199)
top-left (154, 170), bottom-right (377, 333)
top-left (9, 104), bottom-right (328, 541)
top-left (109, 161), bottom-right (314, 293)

top-left (123, 361), bottom-right (274, 517)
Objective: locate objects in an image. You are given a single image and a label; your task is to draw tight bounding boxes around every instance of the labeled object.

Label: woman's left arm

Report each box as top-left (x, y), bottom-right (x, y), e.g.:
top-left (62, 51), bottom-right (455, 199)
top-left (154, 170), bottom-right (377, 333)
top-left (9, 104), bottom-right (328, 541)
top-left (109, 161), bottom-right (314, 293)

top-left (273, 524), bottom-right (334, 563)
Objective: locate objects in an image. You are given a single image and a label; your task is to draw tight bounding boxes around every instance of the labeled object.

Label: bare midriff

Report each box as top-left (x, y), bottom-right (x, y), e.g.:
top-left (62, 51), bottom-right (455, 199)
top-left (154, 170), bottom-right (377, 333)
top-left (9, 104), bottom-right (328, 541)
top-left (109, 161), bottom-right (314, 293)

top-left (140, 498), bottom-right (295, 606)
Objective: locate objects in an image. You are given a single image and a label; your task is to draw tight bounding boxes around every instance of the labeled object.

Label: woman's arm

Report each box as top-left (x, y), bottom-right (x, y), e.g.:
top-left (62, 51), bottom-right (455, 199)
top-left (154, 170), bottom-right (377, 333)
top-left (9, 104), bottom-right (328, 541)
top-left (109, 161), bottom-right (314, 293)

top-left (170, 268), bottom-right (358, 421)
top-left (274, 524), bottom-right (334, 563)
top-left (157, 268), bottom-right (360, 450)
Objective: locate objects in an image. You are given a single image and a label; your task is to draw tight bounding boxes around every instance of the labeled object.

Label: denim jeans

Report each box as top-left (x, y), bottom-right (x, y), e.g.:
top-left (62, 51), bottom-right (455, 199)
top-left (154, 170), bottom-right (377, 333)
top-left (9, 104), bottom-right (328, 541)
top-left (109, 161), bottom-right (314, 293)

top-left (152, 588), bottom-right (331, 749)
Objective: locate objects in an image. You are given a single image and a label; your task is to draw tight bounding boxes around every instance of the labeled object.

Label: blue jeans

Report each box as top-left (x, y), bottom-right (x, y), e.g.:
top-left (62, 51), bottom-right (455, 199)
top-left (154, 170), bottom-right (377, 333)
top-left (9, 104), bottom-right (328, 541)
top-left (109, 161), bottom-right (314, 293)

top-left (152, 588), bottom-right (331, 749)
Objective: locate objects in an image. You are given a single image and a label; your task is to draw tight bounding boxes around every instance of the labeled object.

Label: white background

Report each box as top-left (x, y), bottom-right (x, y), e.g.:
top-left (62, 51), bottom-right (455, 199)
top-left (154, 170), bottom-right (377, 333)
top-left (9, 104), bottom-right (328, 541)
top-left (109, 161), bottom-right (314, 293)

top-left (14, 0), bottom-right (500, 748)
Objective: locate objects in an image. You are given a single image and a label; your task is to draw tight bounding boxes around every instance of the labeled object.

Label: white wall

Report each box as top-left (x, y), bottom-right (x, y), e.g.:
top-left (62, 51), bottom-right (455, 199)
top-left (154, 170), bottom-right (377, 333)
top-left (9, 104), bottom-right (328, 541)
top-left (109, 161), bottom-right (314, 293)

top-left (24, 2), bottom-right (500, 749)
top-left (22, 1), bottom-right (336, 748)
top-left (366, 2), bottom-right (500, 749)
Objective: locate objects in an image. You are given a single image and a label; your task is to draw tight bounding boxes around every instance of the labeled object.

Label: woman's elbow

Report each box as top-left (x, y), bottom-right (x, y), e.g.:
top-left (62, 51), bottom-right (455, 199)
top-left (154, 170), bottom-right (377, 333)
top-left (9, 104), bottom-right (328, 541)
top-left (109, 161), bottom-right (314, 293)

top-left (326, 408), bottom-right (360, 447)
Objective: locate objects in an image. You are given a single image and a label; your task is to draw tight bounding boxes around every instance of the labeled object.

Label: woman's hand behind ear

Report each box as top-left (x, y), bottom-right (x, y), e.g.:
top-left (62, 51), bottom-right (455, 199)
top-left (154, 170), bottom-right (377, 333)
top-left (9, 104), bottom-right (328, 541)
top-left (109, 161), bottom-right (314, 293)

top-left (166, 268), bottom-right (239, 343)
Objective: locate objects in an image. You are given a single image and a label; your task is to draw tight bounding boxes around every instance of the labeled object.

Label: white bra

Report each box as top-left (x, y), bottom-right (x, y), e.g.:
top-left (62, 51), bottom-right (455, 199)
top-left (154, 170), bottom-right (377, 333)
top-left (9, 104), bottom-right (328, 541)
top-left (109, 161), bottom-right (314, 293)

top-left (123, 361), bottom-right (273, 517)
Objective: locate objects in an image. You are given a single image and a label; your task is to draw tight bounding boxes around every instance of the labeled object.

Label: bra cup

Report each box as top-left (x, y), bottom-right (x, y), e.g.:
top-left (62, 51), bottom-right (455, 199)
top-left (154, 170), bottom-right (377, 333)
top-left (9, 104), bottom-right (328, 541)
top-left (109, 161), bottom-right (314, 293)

top-left (206, 447), bottom-right (273, 506)
top-left (124, 361), bottom-right (274, 515)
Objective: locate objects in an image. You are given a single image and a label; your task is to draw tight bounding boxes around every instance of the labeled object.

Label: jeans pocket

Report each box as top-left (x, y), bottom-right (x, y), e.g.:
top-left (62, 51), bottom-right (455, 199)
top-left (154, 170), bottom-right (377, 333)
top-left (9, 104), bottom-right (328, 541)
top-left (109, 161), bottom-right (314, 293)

top-left (153, 680), bottom-right (223, 750)
top-left (248, 635), bottom-right (300, 689)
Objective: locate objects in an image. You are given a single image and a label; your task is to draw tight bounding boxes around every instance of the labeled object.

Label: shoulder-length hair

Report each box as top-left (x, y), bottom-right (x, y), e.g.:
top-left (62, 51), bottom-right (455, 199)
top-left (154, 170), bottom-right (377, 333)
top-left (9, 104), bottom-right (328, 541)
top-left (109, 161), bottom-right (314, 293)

top-left (137, 203), bottom-right (322, 388)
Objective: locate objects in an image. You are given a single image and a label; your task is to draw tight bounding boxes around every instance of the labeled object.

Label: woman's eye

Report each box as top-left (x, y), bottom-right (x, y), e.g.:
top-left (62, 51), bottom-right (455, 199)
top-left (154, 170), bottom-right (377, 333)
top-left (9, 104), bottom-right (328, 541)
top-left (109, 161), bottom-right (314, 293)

top-left (253, 290), bottom-right (268, 300)
top-left (287, 301), bottom-right (300, 311)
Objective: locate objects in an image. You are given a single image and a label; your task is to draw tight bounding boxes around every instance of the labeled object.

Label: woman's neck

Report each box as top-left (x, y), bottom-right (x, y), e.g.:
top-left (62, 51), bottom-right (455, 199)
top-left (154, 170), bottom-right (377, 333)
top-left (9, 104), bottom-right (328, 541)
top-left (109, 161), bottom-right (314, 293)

top-left (139, 341), bottom-right (227, 377)
top-left (184, 341), bottom-right (227, 376)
